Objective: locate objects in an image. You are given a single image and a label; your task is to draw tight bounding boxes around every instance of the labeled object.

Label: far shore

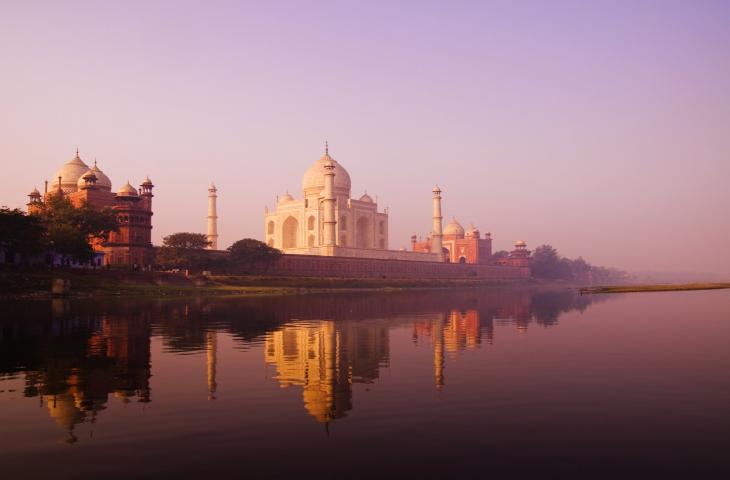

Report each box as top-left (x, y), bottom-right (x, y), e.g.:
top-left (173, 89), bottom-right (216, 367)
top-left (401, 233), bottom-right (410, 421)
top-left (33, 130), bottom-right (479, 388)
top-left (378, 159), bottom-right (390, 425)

top-left (0, 267), bottom-right (538, 300)
top-left (580, 283), bottom-right (730, 295)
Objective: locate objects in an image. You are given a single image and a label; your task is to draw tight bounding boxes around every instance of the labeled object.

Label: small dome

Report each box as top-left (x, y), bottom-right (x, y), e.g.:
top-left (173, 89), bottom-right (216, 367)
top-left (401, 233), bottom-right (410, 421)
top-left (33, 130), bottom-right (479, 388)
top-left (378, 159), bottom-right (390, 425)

top-left (278, 192), bottom-right (294, 204)
top-left (515, 240), bottom-right (526, 247)
top-left (116, 181), bottom-right (138, 197)
top-left (51, 150), bottom-right (89, 193)
top-left (301, 148), bottom-right (351, 197)
top-left (359, 193), bottom-right (374, 203)
top-left (142, 176), bottom-right (153, 185)
top-left (443, 217), bottom-right (465, 237)
top-left (77, 169), bottom-right (98, 188)
top-left (466, 224), bottom-right (480, 237)
top-left (90, 161), bottom-right (112, 191)
top-left (29, 187), bottom-right (41, 196)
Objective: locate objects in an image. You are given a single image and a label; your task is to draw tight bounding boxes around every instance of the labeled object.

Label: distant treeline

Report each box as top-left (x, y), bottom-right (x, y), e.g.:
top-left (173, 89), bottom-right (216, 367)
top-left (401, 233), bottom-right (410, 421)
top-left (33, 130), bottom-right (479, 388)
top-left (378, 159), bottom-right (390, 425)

top-left (526, 244), bottom-right (628, 284)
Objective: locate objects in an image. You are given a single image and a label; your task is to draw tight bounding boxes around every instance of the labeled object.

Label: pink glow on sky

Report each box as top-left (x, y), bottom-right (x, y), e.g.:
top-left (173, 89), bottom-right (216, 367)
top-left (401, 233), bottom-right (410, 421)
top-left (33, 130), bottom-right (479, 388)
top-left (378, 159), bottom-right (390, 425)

top-left (1, 1), bottom-right (729, 275)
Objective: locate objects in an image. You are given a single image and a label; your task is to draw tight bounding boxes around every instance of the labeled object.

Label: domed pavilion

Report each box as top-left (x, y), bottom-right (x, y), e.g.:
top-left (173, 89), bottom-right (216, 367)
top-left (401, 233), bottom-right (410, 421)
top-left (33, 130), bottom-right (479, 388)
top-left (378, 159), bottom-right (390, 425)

top-left (264, 144), bottom-right (389, 253)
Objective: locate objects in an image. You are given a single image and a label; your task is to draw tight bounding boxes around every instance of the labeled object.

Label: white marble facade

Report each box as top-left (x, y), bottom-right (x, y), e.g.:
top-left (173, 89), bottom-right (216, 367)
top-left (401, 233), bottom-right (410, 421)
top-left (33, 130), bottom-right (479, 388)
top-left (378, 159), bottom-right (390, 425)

top-left (264, 147), bottom-right (389, 254)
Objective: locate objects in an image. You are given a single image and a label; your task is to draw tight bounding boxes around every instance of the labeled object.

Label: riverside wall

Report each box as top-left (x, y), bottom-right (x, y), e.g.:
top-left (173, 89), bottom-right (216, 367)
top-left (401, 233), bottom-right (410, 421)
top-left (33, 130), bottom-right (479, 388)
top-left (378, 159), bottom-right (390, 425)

top-left (267, 254), bottom-right (530, 280)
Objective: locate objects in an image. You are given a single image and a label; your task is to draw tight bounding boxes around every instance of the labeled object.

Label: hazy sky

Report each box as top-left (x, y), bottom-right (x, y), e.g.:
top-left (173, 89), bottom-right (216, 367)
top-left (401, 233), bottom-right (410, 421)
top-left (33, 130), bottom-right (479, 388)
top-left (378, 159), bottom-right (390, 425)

top-left (2, 0), bottom-right (729, 275)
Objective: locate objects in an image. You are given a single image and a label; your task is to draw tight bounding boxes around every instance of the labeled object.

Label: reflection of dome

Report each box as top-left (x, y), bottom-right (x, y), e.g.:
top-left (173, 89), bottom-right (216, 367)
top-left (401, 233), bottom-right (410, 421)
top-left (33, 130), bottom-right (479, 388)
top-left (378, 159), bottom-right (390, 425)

top-left (302, 149), bottom-right (351, 197)
top-left (278, 192), bottom-right (294, 204)
top-left (359, 193), bottom-right (373, 203)
top-left (116, 181), bottom-right (138, 197)
top-left (90, 161), bottom-right (112, 191)
top-left (51, 150), bottom-right (89, 193)
top-left (443, 217), bottom-right (465, 237)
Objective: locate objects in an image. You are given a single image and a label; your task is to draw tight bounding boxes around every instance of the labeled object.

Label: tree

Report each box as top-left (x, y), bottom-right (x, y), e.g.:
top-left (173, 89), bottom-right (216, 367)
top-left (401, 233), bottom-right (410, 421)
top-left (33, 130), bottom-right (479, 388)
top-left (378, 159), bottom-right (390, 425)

top-left (227, 238), bottom-right (281, 273)
top-left (34, 195), bottom-right (118, 264)
top-left (0, 207), bottom-right (46, 263)
top-left (156, 232), bottom-right (211, 269)
top-left (492, 250), bottom-right (510, 260)
top-left (531, 245), bottom-right (563, 279)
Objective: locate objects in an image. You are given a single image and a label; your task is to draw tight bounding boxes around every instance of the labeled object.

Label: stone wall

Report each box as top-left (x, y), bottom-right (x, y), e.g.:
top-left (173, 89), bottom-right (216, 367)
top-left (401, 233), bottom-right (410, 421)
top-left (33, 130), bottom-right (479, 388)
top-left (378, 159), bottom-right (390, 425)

top-left (267, 254), bottom-right (530, 279)
top-left (285, 245), bottom-right (441, 262)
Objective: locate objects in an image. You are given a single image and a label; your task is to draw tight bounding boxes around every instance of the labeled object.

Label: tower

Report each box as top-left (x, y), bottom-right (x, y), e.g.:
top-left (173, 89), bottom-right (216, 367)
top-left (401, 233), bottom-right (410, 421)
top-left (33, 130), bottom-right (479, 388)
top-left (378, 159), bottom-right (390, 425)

top-left (207, 183), bottom-right (218, 250)
top-left (322, 152), bottom-right (337, 247)
top-left (431, 186), bottom-right (443, 256)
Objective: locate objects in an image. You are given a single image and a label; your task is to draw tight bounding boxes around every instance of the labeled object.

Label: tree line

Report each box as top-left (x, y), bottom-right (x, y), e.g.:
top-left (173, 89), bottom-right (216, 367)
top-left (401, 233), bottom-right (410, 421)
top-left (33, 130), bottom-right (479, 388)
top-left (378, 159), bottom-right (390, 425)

top-left (0, 196), bottom-right (117, 265)
top-left (155, 232), bottom-right (281, 273)
top-left (529, 244), bottom-right (628, 284)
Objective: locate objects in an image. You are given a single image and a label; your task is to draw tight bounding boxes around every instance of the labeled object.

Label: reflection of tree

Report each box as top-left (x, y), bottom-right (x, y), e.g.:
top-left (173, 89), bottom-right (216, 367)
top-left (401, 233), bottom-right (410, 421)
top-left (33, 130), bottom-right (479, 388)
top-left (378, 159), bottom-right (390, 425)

top-left (0, 305), bottom-right (151, 442)
top-left (0, 287), bottom-right (604, 432)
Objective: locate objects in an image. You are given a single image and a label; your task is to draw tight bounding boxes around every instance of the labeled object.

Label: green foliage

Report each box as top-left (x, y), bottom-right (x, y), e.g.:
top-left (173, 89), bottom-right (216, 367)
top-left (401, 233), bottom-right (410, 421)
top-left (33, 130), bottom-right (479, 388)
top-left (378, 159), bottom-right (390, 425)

top-left (162, 232), bottom-right (211, 249)
top-left (0, 207), bottom-right (46, 262)
top-left (227, 238), bottom-right (281, 273)
top-left (34, 195), bottom-right (118, 263)
top-left (531, 244), bottom-right (627, 284)
top-left (156, 232), bottom-right (211, 269)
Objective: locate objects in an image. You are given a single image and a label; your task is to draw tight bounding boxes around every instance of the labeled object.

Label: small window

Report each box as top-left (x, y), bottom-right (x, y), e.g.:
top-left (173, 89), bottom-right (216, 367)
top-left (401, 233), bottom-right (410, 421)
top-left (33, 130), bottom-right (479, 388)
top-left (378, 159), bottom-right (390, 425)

top-left (267, 221), bottom-right (275, 234)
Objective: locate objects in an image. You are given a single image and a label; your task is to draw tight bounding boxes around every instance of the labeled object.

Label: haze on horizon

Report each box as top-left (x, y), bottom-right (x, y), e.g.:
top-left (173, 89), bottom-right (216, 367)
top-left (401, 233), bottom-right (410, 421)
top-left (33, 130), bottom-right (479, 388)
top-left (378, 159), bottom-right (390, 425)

top-left (1, 0), bottom-right (728, 277)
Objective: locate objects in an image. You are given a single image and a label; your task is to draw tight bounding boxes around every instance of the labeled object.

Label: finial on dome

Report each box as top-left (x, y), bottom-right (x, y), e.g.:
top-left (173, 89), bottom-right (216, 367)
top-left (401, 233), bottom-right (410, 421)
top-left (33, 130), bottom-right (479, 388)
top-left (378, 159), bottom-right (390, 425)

top-left (325, 140), bottom-right (329, 155)
top-left (94, 158), bottom-right (97, 167)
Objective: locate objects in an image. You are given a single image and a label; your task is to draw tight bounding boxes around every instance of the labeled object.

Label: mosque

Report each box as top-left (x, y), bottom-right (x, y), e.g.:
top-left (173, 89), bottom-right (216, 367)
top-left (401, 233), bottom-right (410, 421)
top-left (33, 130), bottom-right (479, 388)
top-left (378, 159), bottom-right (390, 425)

top-left (26, 149), bottom-right (155, 268)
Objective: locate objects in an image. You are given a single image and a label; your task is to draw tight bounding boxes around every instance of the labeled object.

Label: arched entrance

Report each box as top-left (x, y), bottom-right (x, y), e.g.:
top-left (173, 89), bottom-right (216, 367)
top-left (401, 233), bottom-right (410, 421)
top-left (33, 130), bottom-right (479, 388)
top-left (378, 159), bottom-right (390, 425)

top-left (356, 217), bottom-right (371, 248)
top-left (283, 217), bottom-right (299, 249)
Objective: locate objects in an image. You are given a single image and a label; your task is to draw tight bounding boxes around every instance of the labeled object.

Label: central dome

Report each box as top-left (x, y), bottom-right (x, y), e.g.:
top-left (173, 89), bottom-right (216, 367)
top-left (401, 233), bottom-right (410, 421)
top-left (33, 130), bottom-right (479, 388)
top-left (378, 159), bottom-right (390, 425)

top-left (301, 150), bottom-right (351, 197)
top-left (52, 150), bottom-right (89, 193)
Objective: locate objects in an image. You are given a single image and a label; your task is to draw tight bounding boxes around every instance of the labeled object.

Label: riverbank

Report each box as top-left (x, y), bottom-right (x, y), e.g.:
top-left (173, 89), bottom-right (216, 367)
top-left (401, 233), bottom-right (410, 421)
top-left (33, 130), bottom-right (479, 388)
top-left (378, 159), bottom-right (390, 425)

top-left (0, 268), bottom-right (533, 300)
top-left (580, 283), bottom-right (730, 294)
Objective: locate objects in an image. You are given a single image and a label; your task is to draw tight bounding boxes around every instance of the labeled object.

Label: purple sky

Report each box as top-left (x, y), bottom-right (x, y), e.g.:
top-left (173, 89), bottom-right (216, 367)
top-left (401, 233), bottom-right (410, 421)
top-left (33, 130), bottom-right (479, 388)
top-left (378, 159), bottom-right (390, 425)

top-left (2, 1), bottom-right (729, 275)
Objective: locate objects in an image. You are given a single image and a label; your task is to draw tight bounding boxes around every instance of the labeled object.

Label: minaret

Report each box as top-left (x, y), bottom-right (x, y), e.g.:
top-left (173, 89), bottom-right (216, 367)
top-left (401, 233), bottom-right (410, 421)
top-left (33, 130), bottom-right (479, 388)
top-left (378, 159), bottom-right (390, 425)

top-left (431, 185), bottom-right (443, 256)
top-left (322, 145), bottom-right (337, 247)
top-left (207, 183), bottom-right (218, 250)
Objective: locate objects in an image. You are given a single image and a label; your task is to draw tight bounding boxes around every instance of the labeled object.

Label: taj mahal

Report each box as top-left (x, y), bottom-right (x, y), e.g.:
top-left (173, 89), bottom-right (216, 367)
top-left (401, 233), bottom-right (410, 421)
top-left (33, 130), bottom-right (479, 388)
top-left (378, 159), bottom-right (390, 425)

top-left (259, 143), bottom-right (529, 267)
top-left (263, 144), bottom-right (442, 262)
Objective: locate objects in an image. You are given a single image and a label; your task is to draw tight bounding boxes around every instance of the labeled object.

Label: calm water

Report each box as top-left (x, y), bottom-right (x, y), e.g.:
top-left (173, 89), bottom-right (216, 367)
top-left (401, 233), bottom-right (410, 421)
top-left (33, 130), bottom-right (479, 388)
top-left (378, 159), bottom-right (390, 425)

top-left (1, 288), bottom-right (729, 479)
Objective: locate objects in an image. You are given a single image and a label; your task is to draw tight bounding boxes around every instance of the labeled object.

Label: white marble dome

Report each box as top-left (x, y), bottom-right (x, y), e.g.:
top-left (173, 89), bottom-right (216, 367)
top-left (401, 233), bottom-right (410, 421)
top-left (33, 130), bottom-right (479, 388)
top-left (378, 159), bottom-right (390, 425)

top-left (278, 192), bottom-right (294, 204)
top-left (444, 217), bottom-right (465, 237)
top-left (301, 151), bottom-right (351, 197)
top-left (51, 151), bottom-right (89, 193)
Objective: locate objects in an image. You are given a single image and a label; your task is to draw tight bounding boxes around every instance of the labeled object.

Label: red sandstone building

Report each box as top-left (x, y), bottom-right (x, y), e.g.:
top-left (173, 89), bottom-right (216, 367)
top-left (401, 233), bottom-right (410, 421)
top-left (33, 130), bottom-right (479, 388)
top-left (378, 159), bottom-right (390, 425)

top-left (26, 150), bottom-right (155, 268)
top-left (411, 217), bottom-right (530, 267)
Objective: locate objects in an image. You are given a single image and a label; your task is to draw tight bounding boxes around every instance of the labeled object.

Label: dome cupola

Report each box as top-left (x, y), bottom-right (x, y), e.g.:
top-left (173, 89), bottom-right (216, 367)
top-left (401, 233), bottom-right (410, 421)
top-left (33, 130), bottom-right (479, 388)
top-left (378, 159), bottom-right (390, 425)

top-left (90, 160), bottom-right (112, 191)
top-left (301, 143), bottom-right (351, 198)
top-left (116, 181), bottom-right (138, 198)
top-left (51, 149), bottom-right (89, 193)
top-left (443, 217), bottom-right (465, 238)
top-left (359, 192), bottom-right (374, 203)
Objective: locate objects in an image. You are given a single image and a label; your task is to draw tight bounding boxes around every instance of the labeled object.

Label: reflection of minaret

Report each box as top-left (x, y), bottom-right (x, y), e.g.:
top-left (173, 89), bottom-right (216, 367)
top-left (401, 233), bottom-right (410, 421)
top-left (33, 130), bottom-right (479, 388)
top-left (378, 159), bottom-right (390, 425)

top-left (434, 314), bottom-right (445, 389)
top-left (206, 331), bottom-right (217, 400)
top-left (207, 183), bottom-right (218, 250)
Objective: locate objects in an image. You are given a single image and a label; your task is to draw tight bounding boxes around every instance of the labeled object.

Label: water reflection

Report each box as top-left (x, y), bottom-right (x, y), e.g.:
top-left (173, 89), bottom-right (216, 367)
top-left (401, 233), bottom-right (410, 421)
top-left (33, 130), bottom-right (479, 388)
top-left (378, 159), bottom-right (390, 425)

top-left (0, 288), bottom-right (601, 439)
